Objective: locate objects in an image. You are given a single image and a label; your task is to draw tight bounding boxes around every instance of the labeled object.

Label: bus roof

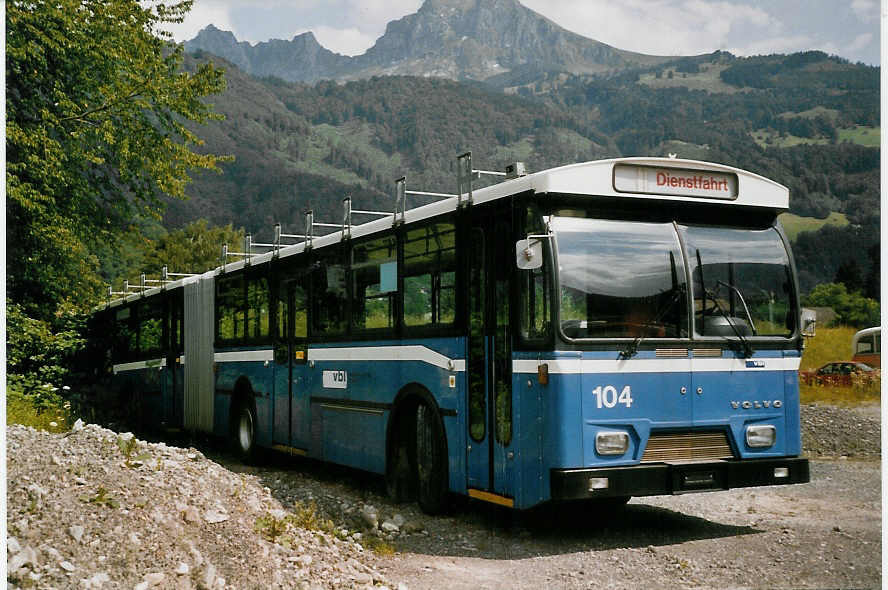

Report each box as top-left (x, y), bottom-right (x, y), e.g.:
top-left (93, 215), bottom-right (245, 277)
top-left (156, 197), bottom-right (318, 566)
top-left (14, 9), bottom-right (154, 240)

top-left (102, 157), bottom-right (789, 308)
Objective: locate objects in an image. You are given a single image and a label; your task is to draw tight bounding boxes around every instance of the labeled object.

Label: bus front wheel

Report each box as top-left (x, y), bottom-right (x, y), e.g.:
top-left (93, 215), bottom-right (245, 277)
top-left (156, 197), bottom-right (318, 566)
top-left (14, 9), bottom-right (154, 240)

top-left (415, 402), bottom-right (448, 515)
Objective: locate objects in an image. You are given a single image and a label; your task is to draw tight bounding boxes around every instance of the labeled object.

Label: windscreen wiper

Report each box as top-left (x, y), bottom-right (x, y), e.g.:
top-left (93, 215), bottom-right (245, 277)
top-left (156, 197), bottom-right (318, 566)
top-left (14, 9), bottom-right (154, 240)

top-left (696, 250), bottom-right (754, 358)
top-left (704, 285), bottom-right (754, 358)
top-left (620, 287), bottom-right (685, 359)
top-left (716, 280), bottom-right (757, 335)
top-left (621, 252), bottom-right (683, 360)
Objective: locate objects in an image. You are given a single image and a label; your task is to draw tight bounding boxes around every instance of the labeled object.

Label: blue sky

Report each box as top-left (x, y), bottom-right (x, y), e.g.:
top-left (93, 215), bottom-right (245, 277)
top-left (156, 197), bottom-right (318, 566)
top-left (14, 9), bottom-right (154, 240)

top-left (168, 0), bottom-right (881, 66)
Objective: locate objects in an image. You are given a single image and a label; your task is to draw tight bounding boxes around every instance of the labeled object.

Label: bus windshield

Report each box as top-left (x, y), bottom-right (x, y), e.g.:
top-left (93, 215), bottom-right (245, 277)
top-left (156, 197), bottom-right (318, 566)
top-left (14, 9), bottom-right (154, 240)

top-left (680, 225), bottom-right (795, 337)
top-left (554, 218), bottom-right (796, 341)
top-left (554, 217), bottom-right (688, 339)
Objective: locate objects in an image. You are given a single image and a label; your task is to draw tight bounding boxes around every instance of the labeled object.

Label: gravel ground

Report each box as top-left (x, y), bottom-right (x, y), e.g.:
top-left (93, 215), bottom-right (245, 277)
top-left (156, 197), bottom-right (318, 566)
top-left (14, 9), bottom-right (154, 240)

top-left (6, 403), bottom-right (881, 589)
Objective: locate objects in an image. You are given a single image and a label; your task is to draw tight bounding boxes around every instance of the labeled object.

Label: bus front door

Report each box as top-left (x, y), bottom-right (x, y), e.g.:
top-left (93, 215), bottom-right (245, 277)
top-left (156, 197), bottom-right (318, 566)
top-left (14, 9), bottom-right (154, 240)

top-left (466, 218), bottom-right (515, 504)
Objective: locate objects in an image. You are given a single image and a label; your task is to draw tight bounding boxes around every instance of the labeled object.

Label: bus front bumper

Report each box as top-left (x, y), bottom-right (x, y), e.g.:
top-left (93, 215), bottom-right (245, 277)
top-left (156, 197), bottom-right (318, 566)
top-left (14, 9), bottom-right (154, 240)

top-left (550, 457), bottom-right (810, 501)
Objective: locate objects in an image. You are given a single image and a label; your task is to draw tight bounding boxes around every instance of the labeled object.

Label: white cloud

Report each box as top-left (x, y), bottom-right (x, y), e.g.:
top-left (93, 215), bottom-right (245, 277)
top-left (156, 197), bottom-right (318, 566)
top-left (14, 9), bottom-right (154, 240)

top-left (850, 0), bottom-right (878, 22)
top-left (165, 0), bottom-right (235, 41)
top-left (728, 34), bottom-right (815, 57)
top-left (521, 0), bottom-right (777, 56)
top-left (848, 32), bottom-right (874, 52)
top-left (292, 26), bottom-right (380, 56)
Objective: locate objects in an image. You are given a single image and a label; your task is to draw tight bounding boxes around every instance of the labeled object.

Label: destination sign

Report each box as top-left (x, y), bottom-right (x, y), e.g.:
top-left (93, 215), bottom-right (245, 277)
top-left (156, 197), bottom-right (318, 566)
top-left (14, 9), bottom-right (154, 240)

top-left (613, 164), bottom-right (738, 200)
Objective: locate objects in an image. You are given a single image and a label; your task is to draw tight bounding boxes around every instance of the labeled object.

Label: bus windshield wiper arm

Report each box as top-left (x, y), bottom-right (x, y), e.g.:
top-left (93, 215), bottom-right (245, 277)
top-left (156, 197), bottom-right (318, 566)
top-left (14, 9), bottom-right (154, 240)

top-left (705, 285), bottom-right (754, 358)
top-left (716, 280), bottom-right (757, 335)
top-left (620, 287), bottom-right (684, 359)
top-left (696, 249), bottom-right (752, 357)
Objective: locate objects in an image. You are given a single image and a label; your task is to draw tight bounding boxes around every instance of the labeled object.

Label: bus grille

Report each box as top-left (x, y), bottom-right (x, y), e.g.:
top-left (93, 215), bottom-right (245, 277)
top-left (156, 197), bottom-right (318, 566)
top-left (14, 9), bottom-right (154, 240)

top-left (641, 431), bottom-right (735, 463)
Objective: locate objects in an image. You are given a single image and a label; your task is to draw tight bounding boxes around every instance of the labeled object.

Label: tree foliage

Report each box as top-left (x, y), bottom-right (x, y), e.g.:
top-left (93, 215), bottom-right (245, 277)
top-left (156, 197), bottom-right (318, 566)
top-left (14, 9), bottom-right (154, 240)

top-left (141, 219), bottom-right (245, 278)
top-left (804, 283), bottom-right (880, 328)
top-left (7, 0), bottom-right (229, 319)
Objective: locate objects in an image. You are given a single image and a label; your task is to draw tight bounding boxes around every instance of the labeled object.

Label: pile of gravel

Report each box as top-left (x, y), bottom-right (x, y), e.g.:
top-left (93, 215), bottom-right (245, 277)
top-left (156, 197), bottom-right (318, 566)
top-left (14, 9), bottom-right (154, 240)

top-left (6, 422), bottom-right (403, 590)
top-left (801, 403), bottom-right (881, 459)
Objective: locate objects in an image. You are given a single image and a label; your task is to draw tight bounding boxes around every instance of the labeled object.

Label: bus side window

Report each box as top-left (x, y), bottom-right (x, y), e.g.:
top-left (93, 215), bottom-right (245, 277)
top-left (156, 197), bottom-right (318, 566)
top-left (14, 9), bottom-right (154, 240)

top-left (352, 235), bottom-right (397, 331)
top-left (312, 248), bottom-right (348, 337)
top-left (114, 306), bottom-right (134, 362)
top-left (138, 300), bottom-right (164, 356)
top-left (246, 276), bottom-right (270, 340)
top-left (857, 339), bottom-right (873, 354)
top-left (519, 242), bottom-right (550, 342)
top-left (217, 274), bottom-right (245, 342)
top-left (403, 222), bottom-right (456, 328)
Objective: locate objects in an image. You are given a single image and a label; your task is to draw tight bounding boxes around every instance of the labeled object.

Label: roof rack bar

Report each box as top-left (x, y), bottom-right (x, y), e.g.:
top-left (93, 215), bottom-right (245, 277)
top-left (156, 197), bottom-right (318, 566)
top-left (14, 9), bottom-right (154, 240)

top-left (342, 197), bottom-right (352, 240)
top-left (406, 190), bottom-right (458, 199)
top-left (473, 169), bottom-right (507, 177)
top-left (351, 209), bottom-right (389, 216)
top-left (305, 210), bottom-right (314, 249)
top-left (456, 151), bottom-right (473, 208)
top-left (394, 177), bottom-right (406, 225)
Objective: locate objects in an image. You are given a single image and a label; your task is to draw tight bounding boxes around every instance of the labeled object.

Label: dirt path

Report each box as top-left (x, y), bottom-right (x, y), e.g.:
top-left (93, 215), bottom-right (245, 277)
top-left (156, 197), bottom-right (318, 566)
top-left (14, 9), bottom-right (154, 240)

top-left (380, 459), bottom-right (880, 589)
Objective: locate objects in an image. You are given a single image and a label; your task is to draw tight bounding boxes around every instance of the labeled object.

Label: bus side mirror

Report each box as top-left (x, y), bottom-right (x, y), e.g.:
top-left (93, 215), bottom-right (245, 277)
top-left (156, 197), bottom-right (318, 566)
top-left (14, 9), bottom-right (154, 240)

top-left (516, 239), bottom-right (543, 270)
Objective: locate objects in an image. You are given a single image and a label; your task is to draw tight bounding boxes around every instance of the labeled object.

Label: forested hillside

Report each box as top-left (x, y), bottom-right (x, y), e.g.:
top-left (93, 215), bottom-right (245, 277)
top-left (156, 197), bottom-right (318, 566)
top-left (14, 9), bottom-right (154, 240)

top-left (169, 49), bottom-right (879, 295)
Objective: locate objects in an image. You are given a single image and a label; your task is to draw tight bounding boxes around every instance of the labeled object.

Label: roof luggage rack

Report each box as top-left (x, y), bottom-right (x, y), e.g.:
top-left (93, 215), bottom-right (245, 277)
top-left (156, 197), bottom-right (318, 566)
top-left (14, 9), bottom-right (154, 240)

top-left (105, 151), bottom-right (526, 305)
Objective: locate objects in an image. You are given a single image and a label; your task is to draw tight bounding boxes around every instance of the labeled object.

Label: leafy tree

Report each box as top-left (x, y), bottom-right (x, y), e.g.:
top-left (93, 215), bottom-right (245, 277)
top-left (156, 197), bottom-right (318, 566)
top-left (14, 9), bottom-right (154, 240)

top-left (7, 0), bottom-right (229, 320)
top-left (833, 259), bottom-right (865, 294)
top-left (804, 283), bottom-right (880, 328)
top-left (141, 219), bottom-right (245, 278)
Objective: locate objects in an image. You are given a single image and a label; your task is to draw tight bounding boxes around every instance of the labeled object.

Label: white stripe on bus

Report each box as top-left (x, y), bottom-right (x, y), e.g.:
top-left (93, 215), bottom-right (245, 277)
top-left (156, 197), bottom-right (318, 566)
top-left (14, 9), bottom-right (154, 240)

top-left (512, 357), bottom-right (802, 374)
top-left (214, 350), bottom-right (275, 363)
top-left (113, 358), bottom-right (166, 374)
top-left (308, 346), bottom-right (466, 372)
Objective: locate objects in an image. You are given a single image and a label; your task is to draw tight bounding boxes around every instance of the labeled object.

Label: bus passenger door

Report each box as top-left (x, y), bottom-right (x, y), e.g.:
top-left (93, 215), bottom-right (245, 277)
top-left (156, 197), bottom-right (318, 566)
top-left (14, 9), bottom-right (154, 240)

top-left (466, 218), bottom-right (515, 502)
top-left (165, 292), bottom-right (184, 429)
top-left (273, 278), bottom-right (310, 450)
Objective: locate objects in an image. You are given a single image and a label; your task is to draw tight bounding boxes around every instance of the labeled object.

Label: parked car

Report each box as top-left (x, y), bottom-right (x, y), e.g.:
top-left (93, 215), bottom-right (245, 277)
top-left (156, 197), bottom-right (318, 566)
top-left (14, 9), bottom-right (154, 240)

top-left (800, 361), bottom-right (877, 386)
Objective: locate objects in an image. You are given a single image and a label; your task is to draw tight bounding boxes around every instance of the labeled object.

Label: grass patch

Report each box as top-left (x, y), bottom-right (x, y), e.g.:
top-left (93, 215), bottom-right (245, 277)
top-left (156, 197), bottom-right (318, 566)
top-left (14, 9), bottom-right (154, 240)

top-left (800, 380), bottom-right (880, 405)
top-left (492, 136), bottom-right (535, 164)
top-left (799, 325), bottom-right (880, 405)
top-left (778, 106), bottom-right (840, 121)
top-left (751, 129), bottom-right (829, 148)
top-left (799, 326), bottom-right (857, 371)
top-left (6, 388), bottom-right (72, 433)
top-left (837, 125), bottom-right (880, 148)
top-left (637, 64), bottom-right (739, 93)
top-left (779, 211), bottom-right (849, 241)
top-left (361, 535), bottom-right (396, 556)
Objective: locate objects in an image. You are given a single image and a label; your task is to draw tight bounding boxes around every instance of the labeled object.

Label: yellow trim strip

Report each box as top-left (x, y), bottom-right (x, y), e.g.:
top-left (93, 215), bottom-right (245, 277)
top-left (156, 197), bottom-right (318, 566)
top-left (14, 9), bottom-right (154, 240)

top-left (467, 488), bottom-right (514, 508)
top-left (272, 444), bottom-right (307, 456)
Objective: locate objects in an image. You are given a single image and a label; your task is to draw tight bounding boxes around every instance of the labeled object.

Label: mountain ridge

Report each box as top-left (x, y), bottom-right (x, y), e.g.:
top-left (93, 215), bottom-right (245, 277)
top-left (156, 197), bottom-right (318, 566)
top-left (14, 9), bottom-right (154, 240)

top-left (184, 0), bottom-right (672, 83)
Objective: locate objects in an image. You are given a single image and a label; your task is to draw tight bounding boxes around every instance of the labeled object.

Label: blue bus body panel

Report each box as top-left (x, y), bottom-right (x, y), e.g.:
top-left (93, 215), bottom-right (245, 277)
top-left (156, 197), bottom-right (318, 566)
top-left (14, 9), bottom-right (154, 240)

top-left (307, 337), bottom-right (465, 481)
top-left (213, 338), bottom-right (466, 486)
top-left (514, 348), bottom-right (803, 508)
top-left (213, 348), bottom-right (275, 446)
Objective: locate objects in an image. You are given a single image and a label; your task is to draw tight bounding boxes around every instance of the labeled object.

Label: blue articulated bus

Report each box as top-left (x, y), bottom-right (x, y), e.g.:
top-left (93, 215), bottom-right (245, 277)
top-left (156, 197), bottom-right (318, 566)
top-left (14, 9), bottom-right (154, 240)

top-left (93, 154), bottom-right (810, 513)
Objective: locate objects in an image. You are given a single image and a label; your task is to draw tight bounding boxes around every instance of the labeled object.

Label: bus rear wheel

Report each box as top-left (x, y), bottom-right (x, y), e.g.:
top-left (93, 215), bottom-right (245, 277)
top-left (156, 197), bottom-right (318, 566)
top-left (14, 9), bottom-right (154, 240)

top-left (231, 397), bottom-right (257, 463)
top-left (415, 402), bottom-right (448, 514)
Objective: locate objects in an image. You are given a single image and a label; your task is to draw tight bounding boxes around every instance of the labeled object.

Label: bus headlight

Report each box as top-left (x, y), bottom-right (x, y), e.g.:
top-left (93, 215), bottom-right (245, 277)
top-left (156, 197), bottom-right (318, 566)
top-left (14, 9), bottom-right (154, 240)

top-left (596, 431), bottom-right (629, 456)
top-left (746, 424), bottom-right (776, 448)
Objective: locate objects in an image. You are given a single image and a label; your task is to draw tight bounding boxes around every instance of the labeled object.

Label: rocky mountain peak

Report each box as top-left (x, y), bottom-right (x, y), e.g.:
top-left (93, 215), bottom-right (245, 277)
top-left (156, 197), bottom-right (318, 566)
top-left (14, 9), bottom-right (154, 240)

top-left (185, 0), bottom-right (669, 83)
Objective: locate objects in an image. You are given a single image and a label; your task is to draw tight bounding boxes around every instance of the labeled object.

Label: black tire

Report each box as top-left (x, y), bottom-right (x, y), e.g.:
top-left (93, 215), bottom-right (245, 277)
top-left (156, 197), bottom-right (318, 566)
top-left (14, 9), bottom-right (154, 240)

top-left (385, 442), bottom-right (413, 503)
top-left (415, 402), bottom-right (448, 514)
top-left (231, 397), bottom-right (258, 463)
